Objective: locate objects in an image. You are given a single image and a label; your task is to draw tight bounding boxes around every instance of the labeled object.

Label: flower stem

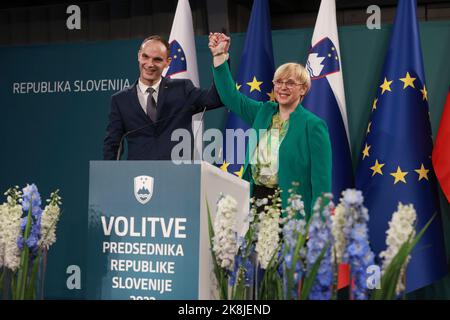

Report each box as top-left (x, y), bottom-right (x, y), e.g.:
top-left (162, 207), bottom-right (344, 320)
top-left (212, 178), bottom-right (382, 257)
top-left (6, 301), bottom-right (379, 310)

top-left (16, 205), bottom-right (33, 300)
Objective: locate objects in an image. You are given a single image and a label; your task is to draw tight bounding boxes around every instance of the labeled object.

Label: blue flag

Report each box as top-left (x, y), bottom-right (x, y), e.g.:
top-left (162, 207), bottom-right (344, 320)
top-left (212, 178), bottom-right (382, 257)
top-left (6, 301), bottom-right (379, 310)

top-left (355, 0), bottom-right (447, 292)
top-left (219, 0), bottom-right (275, 177)
top-left (302, 0), bottom-right (354, 199)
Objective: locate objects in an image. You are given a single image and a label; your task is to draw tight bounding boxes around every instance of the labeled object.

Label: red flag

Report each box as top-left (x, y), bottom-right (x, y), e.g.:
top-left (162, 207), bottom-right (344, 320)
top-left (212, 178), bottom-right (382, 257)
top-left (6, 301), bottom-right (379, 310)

top-left (337, 263), bottom-right (350, 289)
top-left (330, 207), bottom-right (350, 289)
top-left (432, 88), bottom-right (450, 202)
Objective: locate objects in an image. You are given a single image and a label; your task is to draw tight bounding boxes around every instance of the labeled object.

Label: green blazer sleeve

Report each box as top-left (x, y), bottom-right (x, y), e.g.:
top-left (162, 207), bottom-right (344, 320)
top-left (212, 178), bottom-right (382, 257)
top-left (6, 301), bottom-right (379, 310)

top-left (308, 119), bottom-right (332, 206)
top-left (212, 62), bottom-right (262, 125)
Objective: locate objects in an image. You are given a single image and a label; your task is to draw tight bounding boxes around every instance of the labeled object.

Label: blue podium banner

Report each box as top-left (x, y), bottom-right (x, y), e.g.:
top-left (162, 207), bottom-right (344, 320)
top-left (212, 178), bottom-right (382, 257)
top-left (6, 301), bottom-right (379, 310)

top-left (87, 161), bottom-right (201, 300)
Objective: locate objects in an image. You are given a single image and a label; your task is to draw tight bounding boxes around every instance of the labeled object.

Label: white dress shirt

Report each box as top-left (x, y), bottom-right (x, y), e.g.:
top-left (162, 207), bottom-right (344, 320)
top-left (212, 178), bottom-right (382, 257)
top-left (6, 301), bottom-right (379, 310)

top-left (137, 78), bottom-right (161, 115)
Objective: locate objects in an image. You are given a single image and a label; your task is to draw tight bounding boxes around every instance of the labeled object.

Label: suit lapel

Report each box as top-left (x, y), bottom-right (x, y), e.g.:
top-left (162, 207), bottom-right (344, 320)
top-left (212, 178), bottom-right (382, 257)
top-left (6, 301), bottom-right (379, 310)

top-left (129, 81), bottom-right (150, 121)
top-left (156, 77), bottom-right (169, 121)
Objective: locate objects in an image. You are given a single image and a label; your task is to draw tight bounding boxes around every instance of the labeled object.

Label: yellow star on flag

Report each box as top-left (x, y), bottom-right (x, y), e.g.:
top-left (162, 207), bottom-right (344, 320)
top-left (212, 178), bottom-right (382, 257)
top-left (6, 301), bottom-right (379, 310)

top-left (380, 77), bottom-right (393, 94)
top-left (267, 89), bottom-right (276, 102)
top-left (220, 161), bottom-right (230, 172)
top-left (236, 83), bottom-right (242, 91)
top-left (362, 143), bottom-right (371, 160)
top-left (399, 72), bottom-right (416, 89)
top-left (420, 85), bottom-right (428, 101)
top-left (415, 163), bottom-right (429, 181)
top-left (390, 166), bottom-right (408, 184)
top-left (372, 98), bottom-right (378, 112)
top-left (234, 166), bottom-right (244, 178)
top-left (370, 159), bottom-right (385, 176)
top-left (367, 122), bottom-right (372, 134)
top-left (247, 76), bottom-right (263, 92)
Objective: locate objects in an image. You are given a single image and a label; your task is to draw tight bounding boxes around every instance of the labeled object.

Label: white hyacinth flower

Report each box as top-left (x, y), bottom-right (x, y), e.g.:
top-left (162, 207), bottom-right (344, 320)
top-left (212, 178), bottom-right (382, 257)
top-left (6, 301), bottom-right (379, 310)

top-left (379, 202), bottom-right (417, 295)
top-left (38, 190), bottom-right (62, 250)
top-left (213, 194), bottom-right (239, 271)
top-left (39, 203), bottom-right (61, 250)
top-left (255, 206), bottom-right (281, 269)
top-left (0, 202), bottom-right (23, 271)
top-left (331, 204), bottom-right (346, 264)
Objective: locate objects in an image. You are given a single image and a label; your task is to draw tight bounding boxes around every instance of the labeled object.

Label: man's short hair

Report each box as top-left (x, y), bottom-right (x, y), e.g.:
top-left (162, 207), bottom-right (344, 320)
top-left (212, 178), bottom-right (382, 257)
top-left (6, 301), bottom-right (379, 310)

top-left (140, 35), bottom-right (171, 57)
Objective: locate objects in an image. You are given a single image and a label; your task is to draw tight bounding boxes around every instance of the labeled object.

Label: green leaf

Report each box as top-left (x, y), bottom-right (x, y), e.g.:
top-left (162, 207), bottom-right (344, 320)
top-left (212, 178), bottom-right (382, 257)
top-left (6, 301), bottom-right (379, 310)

top-left (301, 241), bottom-right (331, 300)
top-left (0, 268), bottom-right (4, 292)
top-left (25, 252), bottom-right (41, 299)
top-left (257, 243), bottom-right (283, 300)
top-left (285, 216), bottom-right (312, 299)
top-left (16, 205), bottom-right (33, 300)
top-left (11, 271), bottom-right (18, 300)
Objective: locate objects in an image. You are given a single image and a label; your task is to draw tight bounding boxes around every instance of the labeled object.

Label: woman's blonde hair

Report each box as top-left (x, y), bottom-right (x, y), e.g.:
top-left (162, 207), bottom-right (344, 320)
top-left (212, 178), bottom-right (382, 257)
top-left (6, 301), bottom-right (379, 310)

top-left (273, 62), bottom-right (311, 94)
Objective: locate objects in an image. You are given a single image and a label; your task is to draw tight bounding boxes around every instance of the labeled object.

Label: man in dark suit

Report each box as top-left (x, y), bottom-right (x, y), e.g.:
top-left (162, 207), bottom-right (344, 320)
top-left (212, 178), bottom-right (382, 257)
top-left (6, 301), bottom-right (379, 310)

top-left (103, 35), bottom-right (222, 160)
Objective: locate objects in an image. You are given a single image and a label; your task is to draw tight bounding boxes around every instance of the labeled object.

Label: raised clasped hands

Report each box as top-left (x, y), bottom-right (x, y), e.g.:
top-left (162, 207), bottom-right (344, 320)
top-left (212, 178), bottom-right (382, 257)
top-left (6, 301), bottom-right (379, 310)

top-left (208, 32), bottom-right (230, 56)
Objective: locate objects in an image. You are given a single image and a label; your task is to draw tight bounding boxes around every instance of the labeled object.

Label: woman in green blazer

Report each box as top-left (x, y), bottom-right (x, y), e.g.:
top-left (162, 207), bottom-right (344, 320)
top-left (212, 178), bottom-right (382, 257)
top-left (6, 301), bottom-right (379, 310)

top-left (209, 33), bottom-right (332, 217)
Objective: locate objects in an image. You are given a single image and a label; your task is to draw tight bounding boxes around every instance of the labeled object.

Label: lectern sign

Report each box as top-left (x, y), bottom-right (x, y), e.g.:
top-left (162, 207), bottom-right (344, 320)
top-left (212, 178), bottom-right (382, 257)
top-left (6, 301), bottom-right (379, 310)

top-left (87, 161), bottom-right (200, 300)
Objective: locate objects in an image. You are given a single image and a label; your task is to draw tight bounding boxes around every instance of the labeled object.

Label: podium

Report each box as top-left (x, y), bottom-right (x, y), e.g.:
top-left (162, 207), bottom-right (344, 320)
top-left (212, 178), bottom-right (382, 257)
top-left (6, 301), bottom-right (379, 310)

top-left (86, 161), bottom-right (249, 300)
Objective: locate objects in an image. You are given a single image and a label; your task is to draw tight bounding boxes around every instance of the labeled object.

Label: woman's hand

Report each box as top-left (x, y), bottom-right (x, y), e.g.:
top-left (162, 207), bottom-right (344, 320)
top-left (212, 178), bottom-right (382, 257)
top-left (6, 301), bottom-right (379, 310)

top-left (208, 32), bottom-right (230, 56)
top-left (209, 32), bottom-right (231, 67)
top-left (217, 33), bottom-right (230, 54)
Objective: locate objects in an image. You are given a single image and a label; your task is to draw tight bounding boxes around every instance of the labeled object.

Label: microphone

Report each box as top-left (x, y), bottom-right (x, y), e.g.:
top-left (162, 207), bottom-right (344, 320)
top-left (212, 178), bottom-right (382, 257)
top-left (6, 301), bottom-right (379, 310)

top-left (191, 106), bottom-right (207, 162)
top-left (116, 123), bottom-right (152, 160)
top-left (115, 106), bottom-right (205, 161)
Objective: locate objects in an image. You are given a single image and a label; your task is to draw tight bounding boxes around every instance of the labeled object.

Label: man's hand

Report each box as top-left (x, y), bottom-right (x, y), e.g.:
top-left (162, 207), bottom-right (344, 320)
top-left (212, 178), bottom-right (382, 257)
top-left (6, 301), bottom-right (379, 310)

top-left (208, 32), bottom-right (230, 56)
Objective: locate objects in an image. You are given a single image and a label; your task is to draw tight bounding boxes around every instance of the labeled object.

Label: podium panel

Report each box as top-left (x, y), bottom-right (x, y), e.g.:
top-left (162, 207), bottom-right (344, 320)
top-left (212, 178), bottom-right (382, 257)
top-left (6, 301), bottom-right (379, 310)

top-left (87, 161), bottom-right (249, 300)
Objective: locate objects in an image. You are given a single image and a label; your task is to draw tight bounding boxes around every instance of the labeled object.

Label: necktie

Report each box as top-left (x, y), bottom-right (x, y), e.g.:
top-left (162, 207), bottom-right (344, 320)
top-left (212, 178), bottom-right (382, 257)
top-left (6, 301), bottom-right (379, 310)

top-left (146, 87), bottom-right (157, 122)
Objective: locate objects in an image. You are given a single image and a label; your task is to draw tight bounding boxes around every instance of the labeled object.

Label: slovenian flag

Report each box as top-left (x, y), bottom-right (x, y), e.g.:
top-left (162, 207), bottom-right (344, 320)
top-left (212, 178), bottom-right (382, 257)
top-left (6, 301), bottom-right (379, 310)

top-left (302, 0), bottom-right (354, 200)
top-left (164, 0), bottom-right (203, 160)
top-left (301, 0), bottom-right (354, 290)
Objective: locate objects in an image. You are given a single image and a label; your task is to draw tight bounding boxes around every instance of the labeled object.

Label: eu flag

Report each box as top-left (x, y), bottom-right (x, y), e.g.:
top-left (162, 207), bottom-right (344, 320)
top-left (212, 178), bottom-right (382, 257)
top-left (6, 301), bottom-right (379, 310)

top-left (219, 0), bottom-right (275, 177)
top-left (356, 0), bottom-right (447, 292)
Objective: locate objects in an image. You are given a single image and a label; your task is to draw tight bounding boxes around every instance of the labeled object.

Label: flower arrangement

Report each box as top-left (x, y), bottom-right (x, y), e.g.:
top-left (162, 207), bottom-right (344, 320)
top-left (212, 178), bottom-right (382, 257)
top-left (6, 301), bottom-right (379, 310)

top-left (303, 193), bottom-right (334, 300)
top-left (379, 203), bottom-right (416, 295)
top-left (371, 202), bottom-right (434, 300)
top-left (207, 193), bottom-right (257, 299)
top-left (0, 184), bottom-right (62, 300)
top-left (332, 189), bottom-right (375, 300)
top-left (255, 189), bottom-right (283, 300)
top-left (207, 184), bottom-right (433, 300)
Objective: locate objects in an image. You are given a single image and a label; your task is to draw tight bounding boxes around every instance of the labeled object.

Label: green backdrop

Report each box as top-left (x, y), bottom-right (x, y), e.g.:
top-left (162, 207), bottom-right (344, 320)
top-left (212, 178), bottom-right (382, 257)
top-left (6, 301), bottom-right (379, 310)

top-left (0, 20), bottom-right (449, 299)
